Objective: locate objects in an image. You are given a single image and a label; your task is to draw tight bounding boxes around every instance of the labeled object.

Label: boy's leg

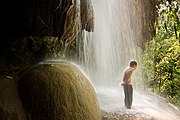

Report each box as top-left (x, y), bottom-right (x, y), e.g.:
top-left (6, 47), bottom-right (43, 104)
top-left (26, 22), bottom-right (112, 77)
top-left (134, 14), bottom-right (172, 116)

top-left (129, 85), bottom-right (133, 108)
top-left (125, 85), bottom-right (133, 109)
top-left (123, 85), bottom-right (128, 108)
top-left (127, 85), bottom-right (133, 109)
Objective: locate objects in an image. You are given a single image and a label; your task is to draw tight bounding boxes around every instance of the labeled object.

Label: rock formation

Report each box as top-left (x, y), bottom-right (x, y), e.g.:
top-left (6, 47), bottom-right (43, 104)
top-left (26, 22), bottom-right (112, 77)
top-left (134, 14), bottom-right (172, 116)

top-left (0, 76), bottom-right (26, 120)
top-left (0, 0), bottom-right (94, 66)
top-left (17, 61), bottom-right (101, 120)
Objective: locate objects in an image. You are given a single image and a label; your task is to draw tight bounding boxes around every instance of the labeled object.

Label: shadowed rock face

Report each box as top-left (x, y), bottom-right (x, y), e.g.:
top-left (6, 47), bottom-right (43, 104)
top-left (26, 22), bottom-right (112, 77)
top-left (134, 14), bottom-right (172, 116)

top-left (81, 0), bottom-right (94, 32)
top-left (0, 77), bottom-right (26, 120)
top-left (17, 61), bottom-right (101, 120)
top-left (0, 0), bottom-right (94, 66)
top-left (0, 0), bottom-right (94, 37)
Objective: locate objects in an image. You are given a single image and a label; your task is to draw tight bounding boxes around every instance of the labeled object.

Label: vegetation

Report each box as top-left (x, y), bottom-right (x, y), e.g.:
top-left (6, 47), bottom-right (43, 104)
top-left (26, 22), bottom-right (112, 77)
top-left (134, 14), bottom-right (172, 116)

top-left (142, 0), bottom-right (180, 107)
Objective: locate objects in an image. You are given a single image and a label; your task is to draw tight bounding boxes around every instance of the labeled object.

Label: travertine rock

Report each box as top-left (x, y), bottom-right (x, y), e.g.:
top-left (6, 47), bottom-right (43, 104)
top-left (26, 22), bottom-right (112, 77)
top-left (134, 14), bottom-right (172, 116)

top-left (17, 61), bottom-right (101, 120)
top-left (0, 76), bottom-right (26, 120)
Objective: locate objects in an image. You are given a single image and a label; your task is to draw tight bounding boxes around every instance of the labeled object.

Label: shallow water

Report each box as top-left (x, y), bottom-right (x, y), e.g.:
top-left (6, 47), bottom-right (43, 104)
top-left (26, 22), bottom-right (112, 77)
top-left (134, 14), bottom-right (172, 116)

top-left (96, 86), bottom-right (180, 120)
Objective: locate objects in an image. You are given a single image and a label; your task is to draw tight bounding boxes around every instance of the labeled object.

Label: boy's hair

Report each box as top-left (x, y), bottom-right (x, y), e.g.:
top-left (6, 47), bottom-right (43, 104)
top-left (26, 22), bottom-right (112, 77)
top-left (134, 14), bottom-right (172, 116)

top-left (129, 60), bottom-right (137, 67)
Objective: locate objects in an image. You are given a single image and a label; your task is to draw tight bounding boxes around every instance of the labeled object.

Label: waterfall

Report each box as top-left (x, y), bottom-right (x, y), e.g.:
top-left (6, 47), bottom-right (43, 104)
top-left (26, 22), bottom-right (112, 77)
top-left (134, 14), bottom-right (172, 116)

top-left (78, 0), bottom-right (180, 119)
top-left (79, 0), bottom-right (142, 87)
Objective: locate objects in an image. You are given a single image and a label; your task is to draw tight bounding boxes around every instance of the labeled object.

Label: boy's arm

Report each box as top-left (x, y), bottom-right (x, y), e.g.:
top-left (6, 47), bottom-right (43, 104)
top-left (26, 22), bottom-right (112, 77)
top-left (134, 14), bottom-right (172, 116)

top-left (124, 69), bottom-right (134, 83)
top-left (120, 68), bottom-right (134, 85)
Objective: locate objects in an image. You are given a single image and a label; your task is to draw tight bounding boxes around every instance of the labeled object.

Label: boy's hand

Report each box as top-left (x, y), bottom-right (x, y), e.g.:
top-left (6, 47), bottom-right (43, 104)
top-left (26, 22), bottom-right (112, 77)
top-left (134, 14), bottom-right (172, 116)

top-left (121, 82), bottom-right (125, 86)
top-left (119, 82), bottom-right (125, 86)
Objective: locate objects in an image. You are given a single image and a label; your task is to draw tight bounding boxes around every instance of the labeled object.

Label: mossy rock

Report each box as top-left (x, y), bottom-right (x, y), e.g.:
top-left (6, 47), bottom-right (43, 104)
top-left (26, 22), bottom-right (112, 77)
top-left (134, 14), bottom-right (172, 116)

top-left (0, 76), bottom-right (26, 120)
top-left (17, 61), bottom-right (101, 120)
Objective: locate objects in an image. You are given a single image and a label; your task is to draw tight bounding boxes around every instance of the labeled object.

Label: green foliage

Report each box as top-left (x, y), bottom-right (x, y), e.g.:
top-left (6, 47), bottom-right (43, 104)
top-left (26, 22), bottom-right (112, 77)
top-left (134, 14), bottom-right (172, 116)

top-left (142, 0), bottom-right (180, 107)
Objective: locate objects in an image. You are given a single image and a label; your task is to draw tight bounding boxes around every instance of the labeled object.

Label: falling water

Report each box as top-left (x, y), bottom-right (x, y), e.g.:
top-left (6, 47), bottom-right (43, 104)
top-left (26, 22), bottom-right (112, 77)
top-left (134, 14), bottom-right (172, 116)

top-left (79, 0), bottom-right (180, 119)
top-left (80, 0), bottom-right (142, 86)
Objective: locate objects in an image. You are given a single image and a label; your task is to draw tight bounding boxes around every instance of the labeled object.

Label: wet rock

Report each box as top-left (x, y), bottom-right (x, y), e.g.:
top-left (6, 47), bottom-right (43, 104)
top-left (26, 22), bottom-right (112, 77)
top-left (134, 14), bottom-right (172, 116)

top-left (81, 0), bottom-right (94, 32)
top-left (17, 61), bottom-right (101, 120)
top-left (0, 76), bottom-right (26, 120)
top-left (102, 110), bottom-right (153, 120)
top-left (61, 0), bottom-right (94, 47)
top-left (61, 4), bottom-right (81, 46)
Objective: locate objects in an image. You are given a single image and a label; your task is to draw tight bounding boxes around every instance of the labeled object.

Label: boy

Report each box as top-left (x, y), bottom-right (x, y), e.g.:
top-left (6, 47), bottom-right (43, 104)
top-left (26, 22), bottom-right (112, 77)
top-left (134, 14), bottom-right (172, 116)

top-left (121, 60), bottom-right (137, 109)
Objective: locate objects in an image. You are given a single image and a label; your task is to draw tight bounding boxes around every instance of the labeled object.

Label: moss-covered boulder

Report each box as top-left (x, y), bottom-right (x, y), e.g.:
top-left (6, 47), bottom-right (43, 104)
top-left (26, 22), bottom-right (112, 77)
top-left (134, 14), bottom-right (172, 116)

top-left (0, 76), bottom-right (26, 120)
top-left (17, 61), bottom-right (101, 120)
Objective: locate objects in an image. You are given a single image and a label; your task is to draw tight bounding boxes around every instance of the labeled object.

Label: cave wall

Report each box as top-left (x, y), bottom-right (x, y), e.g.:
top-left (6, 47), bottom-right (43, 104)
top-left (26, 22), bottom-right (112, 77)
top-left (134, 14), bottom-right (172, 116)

top-left (0, 0), bottom-right (94, 37)
top-left (140, 0), bottom-right (157, 45)
top-left (0, 0), bottom-right (157, 68)
top-left (0, 0), bottom-right (94, 67)
top-left (126, 0), bottom-right (157, 47)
